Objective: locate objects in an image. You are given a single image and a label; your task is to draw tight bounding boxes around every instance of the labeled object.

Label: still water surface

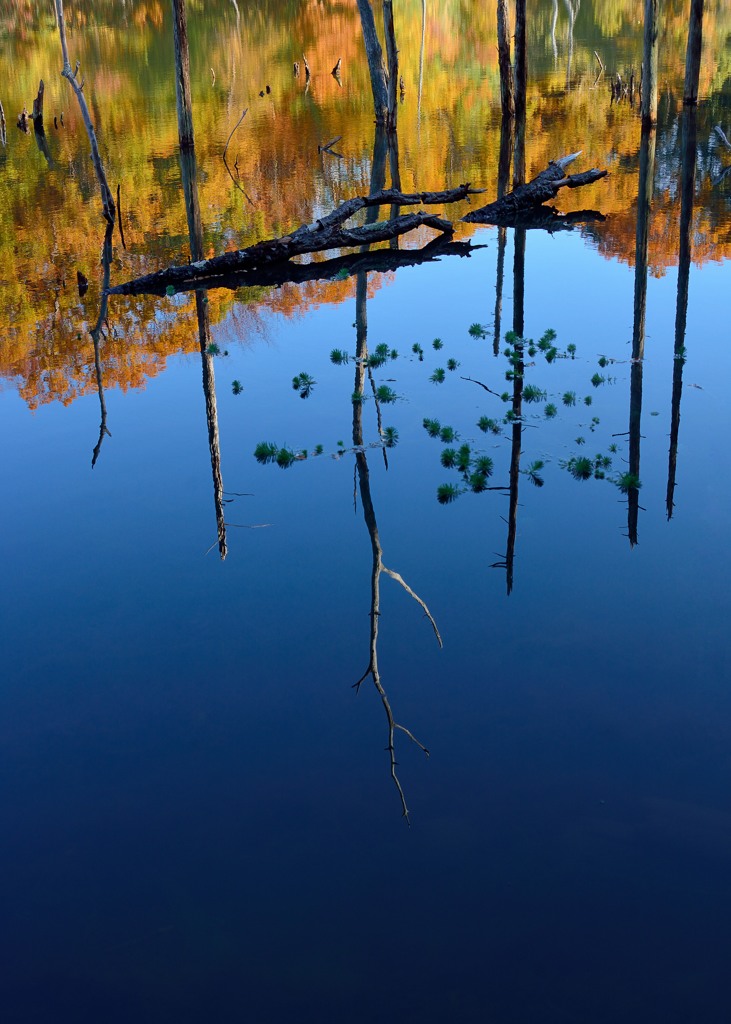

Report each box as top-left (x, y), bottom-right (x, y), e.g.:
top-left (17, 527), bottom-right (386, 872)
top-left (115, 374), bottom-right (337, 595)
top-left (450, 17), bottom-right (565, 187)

top-left (2, 2), bottom-right (731, 1021)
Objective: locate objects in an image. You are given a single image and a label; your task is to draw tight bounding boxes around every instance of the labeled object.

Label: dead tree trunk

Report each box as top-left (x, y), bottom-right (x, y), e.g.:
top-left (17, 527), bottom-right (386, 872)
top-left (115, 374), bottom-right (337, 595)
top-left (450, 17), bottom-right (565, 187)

top-left (356, 0), bottom-right (389, 123)
top-left (172, 0), bottom-right (195, 149)
top-left (0, 98), bottom-right (6, 145)
top-left (513, 0), bottom-right (527, 185)
top-left (683, 0), bottom-right (704, 105)
top-left (641, 0), bottom-right (659, 126)
top-left (497, 0), bottom-right (514, 120)
top-left (463, 152), bottom-right (607, 224)
top-left (383, 0), bottom-right (399, 131)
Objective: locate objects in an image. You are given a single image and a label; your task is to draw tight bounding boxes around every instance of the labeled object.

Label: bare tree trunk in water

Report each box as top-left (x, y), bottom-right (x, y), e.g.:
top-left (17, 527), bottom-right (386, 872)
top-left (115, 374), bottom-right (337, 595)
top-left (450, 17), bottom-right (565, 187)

top-left (513, 0), bottom-right (527, 186)
top-left (667, 105), bottom-right (697, 518)
top-left (683, 0), bottom-right (704, 105)
top-left (497, 0), bottom-right (514, 120)
top-left (356, 0), bottom-right (388, 123)
top-left (383, 0), bottom-right (399, 131)
top-left (172, 0), bottom-right (195, 148)
top-left (628, 124), bottom-right (656, 545)
top-left (641, 0), bottom-right (658, 126)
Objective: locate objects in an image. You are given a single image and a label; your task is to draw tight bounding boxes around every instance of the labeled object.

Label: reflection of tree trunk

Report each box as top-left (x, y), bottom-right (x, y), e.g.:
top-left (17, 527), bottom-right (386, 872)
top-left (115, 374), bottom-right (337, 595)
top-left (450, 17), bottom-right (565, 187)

top-left (356, 0), bottom-right (389, 123)
top-left (563, 0), bottom-right (576, 88)
top-left (505, 228), bottom-right (526, 594)
top-left (667, 105), bottom-right (697, 519)
top-left (350, 123), bottom-right (440, 819)
top-left (179, 121), bottom-right (227, 558)
top-left (91, 224), bottom-right (114, 468)
top-left (641, 0), bottom-right (659, 126)
top-left (628, 125), bottom-right (656, 545)
top-left (493, 118), bottom-right (513, 355)
top-left (513, 0), bottom-right (527, 187)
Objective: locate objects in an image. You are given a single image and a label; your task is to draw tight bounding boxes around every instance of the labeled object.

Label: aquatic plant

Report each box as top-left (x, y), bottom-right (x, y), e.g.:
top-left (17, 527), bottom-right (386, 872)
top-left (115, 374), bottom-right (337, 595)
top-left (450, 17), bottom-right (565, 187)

top-left (351, 390), bottom-right (365, 404)
top-left (441, 448), bottom-right (457, 468)
top-left (500, 392), bottom-right (510, 403)
top-left (567, 343), bottom-right (577, 358)
top-left (412, 343), bottom-right (424, 360)
top-left (473, 455), bottom-right (494, 477)
top-left (439, 425), bottom-right (456, 443)
top-left (598, 356), bottom-right (609, 367)
top-left (456, 444), bottom-right (472, 472)
top-left (614, 472), bottom-right (642, 493)
top-left (314, 444), bottom-right (324, 455)
top-left (468, 323), bottom-right (488, 339)
top-left (330, 348), bottom-right (349, 365)
top-left (544, 403), bottom-right (558, 418)
top-left (591, 373), bottom-right (605, 387)
top-left (608, 443), bottom-right (619, 454)
top-left (566, 456), bottom-right (593, 480)
top-left (375, 385), bottom-right (398, 404)
top-left (231, 379), bottom-right (243, 395)
top-left (430, 368), bottom-right (446, 384)
top-left (437, 483), bottom-right (461, 504)
top-left (254, 442), bottom-right (278, 465)
top-left (545, 347), bottom-right (558, 363)
top-left (562, 391), bottom-right (577, 406)
top-left (432, 338), bottom-right (443, 350)
top-left (469, 472), bottom-right (488, 493)
top-left (584, 395), bottom-right (593, 406)
top-left (523, 384), bottom-right (546, 403)
top-left (382, 426), bottom-right (399, 447)
top-left (524, 460), bottom-right (545, 487)
top-left (447, 358), bottom-right (460, 371)
top-left (423, 418), bottom-right (441, 437)
top-left (575, 436), bottom-right (586, 446)
top-left (276, 447), bottom-right (296, 469)
top-left (390, 349), bottom-right (399, 360)
top-left (207, 343), bottom-right (221, 356)
top-left (478, 416), bottom-right (501, 435)
top-left (165, 284), bottom-right (176, 296)
top-left (293, 372), bottom-right (315, 398)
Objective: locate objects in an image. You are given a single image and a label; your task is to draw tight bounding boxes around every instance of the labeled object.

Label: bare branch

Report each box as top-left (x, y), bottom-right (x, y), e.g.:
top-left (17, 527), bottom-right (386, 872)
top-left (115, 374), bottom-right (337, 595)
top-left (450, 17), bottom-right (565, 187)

top-left (381, 565), bottom-right (443, 648)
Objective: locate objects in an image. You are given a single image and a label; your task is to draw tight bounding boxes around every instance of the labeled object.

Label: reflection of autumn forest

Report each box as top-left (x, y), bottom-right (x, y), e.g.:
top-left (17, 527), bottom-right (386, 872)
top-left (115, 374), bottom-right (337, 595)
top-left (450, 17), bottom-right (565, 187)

top-left (1, 0), bottom-right (730, 407)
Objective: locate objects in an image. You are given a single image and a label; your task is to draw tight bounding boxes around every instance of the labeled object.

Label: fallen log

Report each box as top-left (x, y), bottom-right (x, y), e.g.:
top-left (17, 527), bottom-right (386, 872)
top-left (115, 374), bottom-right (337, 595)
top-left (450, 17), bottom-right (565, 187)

top-left (462, 152), bottom-right (607, 224)
top-left (110, 183), bottom-right (484, 294)
top-left (110, 238), bottom-right (483, 296)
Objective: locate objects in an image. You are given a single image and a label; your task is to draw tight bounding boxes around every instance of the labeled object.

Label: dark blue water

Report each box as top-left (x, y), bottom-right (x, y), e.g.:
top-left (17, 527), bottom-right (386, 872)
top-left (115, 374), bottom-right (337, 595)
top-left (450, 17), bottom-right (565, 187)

top-left (3, 221), bottom-right (731, 1021)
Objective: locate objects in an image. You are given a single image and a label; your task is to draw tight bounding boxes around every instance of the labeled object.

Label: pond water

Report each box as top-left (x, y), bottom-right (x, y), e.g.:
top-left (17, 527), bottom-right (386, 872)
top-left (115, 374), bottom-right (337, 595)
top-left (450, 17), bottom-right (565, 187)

top-left (2, 2), bottom-right (731, 1021)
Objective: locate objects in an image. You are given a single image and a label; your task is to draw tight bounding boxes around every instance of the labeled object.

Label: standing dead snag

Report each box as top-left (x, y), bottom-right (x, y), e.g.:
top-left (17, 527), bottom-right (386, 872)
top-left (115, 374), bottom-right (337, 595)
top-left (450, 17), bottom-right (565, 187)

top-left (0, 98), bottom-right (7, 145)
top-left (53, 0), bottom-right (115, 224)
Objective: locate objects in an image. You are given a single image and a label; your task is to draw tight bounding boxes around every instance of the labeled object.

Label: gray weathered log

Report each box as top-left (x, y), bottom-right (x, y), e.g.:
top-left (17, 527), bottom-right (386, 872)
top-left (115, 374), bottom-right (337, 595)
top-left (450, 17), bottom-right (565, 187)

top-left (463, 153), bottom-right (607, 224)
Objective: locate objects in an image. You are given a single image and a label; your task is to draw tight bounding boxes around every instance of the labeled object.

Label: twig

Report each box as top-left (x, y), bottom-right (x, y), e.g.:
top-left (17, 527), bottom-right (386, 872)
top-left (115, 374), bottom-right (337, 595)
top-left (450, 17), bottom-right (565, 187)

top-left (382, 565), bottom-right (443, 647)
top-left (460, 375), bottom-right (502, 398)
top-left (594, 50), bottom-right (604, 73)
top-left (222, 108), bottom-right (253, 204)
